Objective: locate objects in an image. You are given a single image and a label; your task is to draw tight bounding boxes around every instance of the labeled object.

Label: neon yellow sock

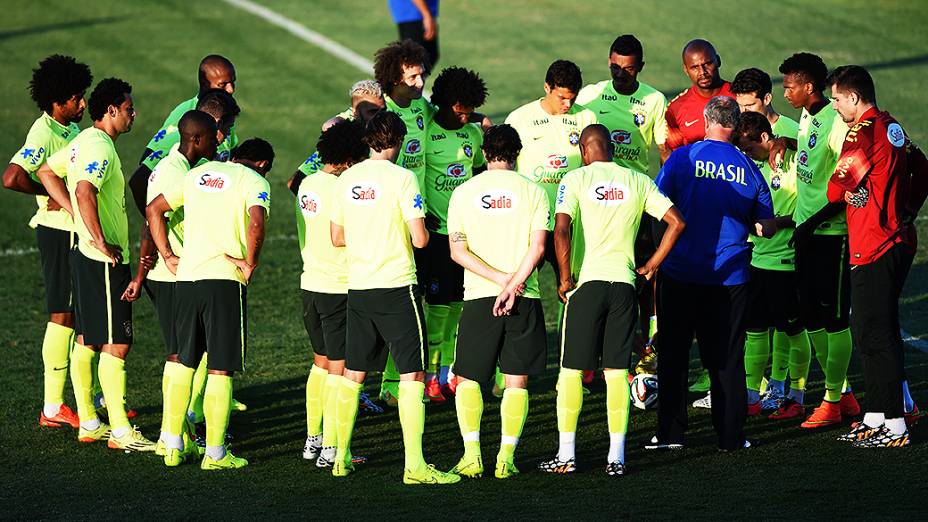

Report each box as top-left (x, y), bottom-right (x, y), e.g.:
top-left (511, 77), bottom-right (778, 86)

top-left (164, 363), bottom-right (194, 448)
top-left (42, 322), bottom-right (73, 406)
top-left (425, 304), bottom-right (449, 375)
top-left (788, 331), bottom-right (811, 392)
top-left (322, 373), bottom-right (340, 447)
top-left (306, 365), bottom-right (328, 437)
top-left (455, 380), bottom-right (483, 456)
top-left (744, 331), bottom-right (770, 392)
top-left (335, 377), bottom-right (362, 463)
top-left (556, 369), bottom-right (583, 433)
top-left (204, 373), bottom-right (232, 447)
top-left (98, 352), bottom-right (129, 431)
top-left (825, 329), bottom-right (853, 402)
top-left (808, 328), bottom-right (829, 374)
top-left (771, 330), bottom-right (789, 383)
top-left (188, 353), bottom-right (208, 422)
top-left (70, 344), bottom-right (97, 423)
top-left (499, 387), bottom-right (528, 464)
top-left (605, 370), bottom-right (630, 434)
top-left (380, 355), bottom-right (400, 397)
top-left (399, 380), bottom-right (427, 471)
top-left (160, 360), bottom-right (180, 435)
top-left (441, 302), bottom-right (462, 367)
top-left (495, 367), bottom-right (506, 392)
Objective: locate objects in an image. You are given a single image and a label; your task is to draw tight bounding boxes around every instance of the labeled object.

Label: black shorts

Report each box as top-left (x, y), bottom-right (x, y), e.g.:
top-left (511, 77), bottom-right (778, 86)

top-left (744, 266), bottom-right (802, 334)
top-left (144, 279), bottom-right (176, 355)
top-left (302, 290), bottom-right (348, 361)
top-left (397, 20), bottom-right (438, 70)
top-left (795, 234), bottom-right (850, 331)
top-left (36, 225), bottom-right (73, 314)
top-left (419, 233), bottom-right (464, 305)
top-left (70, 248), bottom-right (132, 345)
top-left (560, 281), bottom-right (637, 370)
top-left (174, 280), bottom-right (247, 372)
top-left (452, 297), bottom-right (546, 382)
top-left (345, 285), bottom-right (426, 375)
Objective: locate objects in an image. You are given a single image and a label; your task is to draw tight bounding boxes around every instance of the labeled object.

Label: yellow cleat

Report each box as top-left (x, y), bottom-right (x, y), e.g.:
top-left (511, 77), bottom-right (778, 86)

top-left (155, 439), bottom-right (167, 456)
top-left (403, 464), bottom-right (461, 485)
top-left (450, 453), bottom-right (483, 478)
top-left (108, 426), bottom-right (157, 452)
top-left (231, 398), bottom-right (247, 412)
top-left (77, 422), bottom-right (111, 443)
top-left (201, 448), bottom-right (248, 470)
top-left (332, 456), bottom-right (355, 477)
top-left (495, 460), bottom-right (520, 479)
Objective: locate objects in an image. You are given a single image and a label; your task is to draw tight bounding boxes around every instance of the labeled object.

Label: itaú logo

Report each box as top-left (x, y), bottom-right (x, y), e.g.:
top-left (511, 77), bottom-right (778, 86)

top-left (588, 182), bottom-right (627, 206)
top-left (349, 182), bottom-right (380, 205)
top-left (300, 191), bottom-right (320, 216)
top-left (197, 171), bottom-right (229, 192)
top-left (476, 189), bottom-right (518, 214)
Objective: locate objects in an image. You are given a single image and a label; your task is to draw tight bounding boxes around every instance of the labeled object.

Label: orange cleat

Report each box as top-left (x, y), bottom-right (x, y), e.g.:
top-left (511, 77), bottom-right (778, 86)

top-left (441, 376), bottom-right (458, 398)
top-left (769, 398), bottom-right (804, 420)
top-left (801, 400), bottom-right (842, 429)
top-left (840, 392), bottom-right (861, 417)
top-left (425, 378), bottom-right (446, 403)
top-left (905, 403), bottom-right (923, 427)
top-left (39, 404), bottom-right (80, 428)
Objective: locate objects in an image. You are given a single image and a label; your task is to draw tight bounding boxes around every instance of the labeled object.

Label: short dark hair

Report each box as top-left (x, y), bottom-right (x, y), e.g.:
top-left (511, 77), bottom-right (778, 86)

top-left (732, 111), bottom-right (772, 143)
top-left (373, 40), bottom-right (430, 90)
top-left (779, 52), bottom-right (828, 92)
top-left (88, 78), bottom-right (132, 121)
top-left (545, 60), bottom-right (582, 93)
top-left (430, 67), bottom-right (487, 109)
top-left (609, 35), bottom-right (643, 63)
top-left (232, 137), bottom-right (275, 165)
top-left (481, 124), bottom-right (522, 164)
top-left (827, 65), bottom-right (876, 104)
top-left (196, 89), bottom-right (241, 120)
top-left (316, 120), bottom-right (369, 166)
top-left (29, 54), bottom-right (93, 113)
top-left (363, 111), bottom-right (406, 151)
top-left (731, 68), bottom-right (772, 98)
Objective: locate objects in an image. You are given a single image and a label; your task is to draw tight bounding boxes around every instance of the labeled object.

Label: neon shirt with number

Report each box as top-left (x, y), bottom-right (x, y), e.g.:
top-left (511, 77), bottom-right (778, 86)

top-left (576, 80), bottom-right (667, 175)
top-left (10, 112), bottom-right (80, 232)
top-left (794, 104), bottom-right (849, 234)
top-left (46, 127), bottom-right (128, 264)
top-left (296, 171), bottom-right (348, 293)
top-left (504, 99), bottom-right (597, 220)
top-left (146, 145), bottom-right (190, 282)
top-left (447, 169), bottom-right (549, 301)
top-left (750, 149), bottom-right (798, 271)
top-left (296, 108), bottom-right (354, 177)
top-left (424, 120), bottom-right (485, 234)
top-left (162, 161), bottom-right (270, 284)
top-left (330, 159), bottom-right (425, 290)
top-left (386, 95), bottom-right (435, 189)
top-left (141, 95), bottom-right (238, 170)
top-left (556, 161), bottom-right (672, 286)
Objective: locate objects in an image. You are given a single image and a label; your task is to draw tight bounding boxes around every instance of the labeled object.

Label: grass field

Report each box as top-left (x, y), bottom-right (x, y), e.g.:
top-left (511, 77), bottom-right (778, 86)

top-left (2, 0), bottom-right (928, 518)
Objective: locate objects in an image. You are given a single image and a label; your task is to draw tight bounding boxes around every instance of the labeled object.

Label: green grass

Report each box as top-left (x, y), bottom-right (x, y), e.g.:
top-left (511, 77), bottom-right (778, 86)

top-left (2, 0), bottom-right (928, 518)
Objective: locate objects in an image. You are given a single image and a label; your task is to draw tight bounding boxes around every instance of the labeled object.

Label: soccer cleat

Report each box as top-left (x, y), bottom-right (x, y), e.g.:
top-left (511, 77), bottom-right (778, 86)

top-left (801, 401), bottom-right (842, 429)
top-left (692, 392), bottom-right (711, 409)
top-left (425, 378), bottom-right (446, 403)
top-left (851, 426), bottom-right (910, 448)
top-left (450, 453), bottom-right (483, 478)
top-left (403, 464), bottom-right (462, 485)
top-left (40, 405), bottom-right (80, 428)
top-left (231, 398), bottom-right (247, 412)
top-left (155, 439), bottom-right (167, 456)
top-left (759, 387), bottom-right (785, 412)
top-left (77, 422), bottom-right (111, 443)
top-left (302, 434), bottom-right (322, 460)
top-left (315, 447), bottom-right (335, 468)
top-left (164, 436), bottom-right (198, 467)
top-left (605, 461), bottom-right (626, 477)
top-left (441, 377), bottom-right (458, 398)
top-left (747, 401), bottom-right (762, 416)
top-left (201, 448), bottom-right (249, 470)
top-left (494, 460), bottom-right (519, 479)
top-left (379, 388), bottom-right (399, 408)
top-left (768, 398), bottom-right (804, 420)
top-left (688, 370), bottom-right (711, 393)
top-left (108, 426), bottom-right (157, 452)
top-left (358, 392), bottom-right (384, 415)
top-left (840, 391), bottom-right (861, 417)
top-left (837, 422), bottom-right (880, 442)
top-left (645, 436), bottom-right (684, 450)
top-left (95, 395), bottom-right (138, 421)
top-left (905, 404), bottom-right (923, 427)
top-left (331, 457), bottom-right (354, 477)
top-left (537, 456), bottom-right (576, 474)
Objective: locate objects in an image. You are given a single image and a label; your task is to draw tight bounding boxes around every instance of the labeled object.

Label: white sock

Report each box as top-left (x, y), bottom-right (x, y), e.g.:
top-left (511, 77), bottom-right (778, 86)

top-left (112, 425), bottom-right (129, 438)
top-left (863, 412), bottom-right (885, 427)
top-left (902, 380), bottom-right (915, 412)
top-left (206, 445), bottom-right (226, 460)
top-left (439, 366), bottom-right (450, 386)
top-left (321, 446), bottom-right (336, 459)
top-left (747, 389), bottom-right (760, 405)
top-left (43, 403), bottom-right (63, 418)
top-left (607, 433), bottom-right (625, 463)
top-left (80, 417), bottom-right (101, 430)
top-left (767, 379), bottom-right (785, 394)
top-left (885, 417), bottom-right (907, 435)
top-left (788, 388), bottom-right (804, 405)
top-left (164, 433), bottom-right (183, 451)
top-left (557, 431), bottom-right (575, 461)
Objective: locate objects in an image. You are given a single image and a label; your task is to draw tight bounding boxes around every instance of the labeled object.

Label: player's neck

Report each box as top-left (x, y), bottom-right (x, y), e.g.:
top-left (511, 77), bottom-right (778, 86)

top-left (389, 90), bottom-right (413, 108)
top-left (766, 108), bottom-right (780, 127)
top-left (805, 95), bottom-right (828, 116)
top-left (693, 78), bottom-right (725, 98)
top-left (177, 144), bottom-right (203, 166)
top-left (92, 121), bottom-right (120, 141)
top-left (435, 111), bottom-right (464, 130)
top-left (370, 148), bottom-right (398, 162)
top-left (612, 80), bottom-right (639, 96)
top-left (539, 98), bottom-right (560, 116)
top-left (852, 104), bottom-right (878, 125)
top-left (486, 160), bottom-right (513, 171)
top-left (49, 108), bottom-right (70, 127)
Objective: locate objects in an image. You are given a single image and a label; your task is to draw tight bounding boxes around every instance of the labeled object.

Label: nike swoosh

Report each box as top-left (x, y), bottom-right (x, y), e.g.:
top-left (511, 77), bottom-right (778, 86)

top-left (53, 365), bottom-right (69, 371)
top-left (684, 119), bottom-right (699, 127)
top-left (432, 151), bottom-right (445, 155)
top-left (599, 110), bottom-right (609, 114)
top-left (533, 136), bottom-right (543, 140)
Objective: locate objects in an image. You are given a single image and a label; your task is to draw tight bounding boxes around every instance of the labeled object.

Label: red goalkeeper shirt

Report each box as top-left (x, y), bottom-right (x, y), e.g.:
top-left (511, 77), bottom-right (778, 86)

top-left (665, 82), bottom-right (733, 150)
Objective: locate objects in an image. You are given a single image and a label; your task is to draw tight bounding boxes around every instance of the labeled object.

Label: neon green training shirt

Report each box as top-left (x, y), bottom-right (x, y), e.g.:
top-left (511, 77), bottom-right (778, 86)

top-left (423, 119), bottom-right (485, 234)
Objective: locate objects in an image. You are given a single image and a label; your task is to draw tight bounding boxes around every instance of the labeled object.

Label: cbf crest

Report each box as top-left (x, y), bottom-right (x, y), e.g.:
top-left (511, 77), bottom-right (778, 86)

top-left (416, 115), bottom-right (424, 130)
top-left (463, 144), bottom-right (473, 158)
top-left (770, 175), bottom-right (781, 191)
top-left (633, 112), bottom-right (646, 127)
top-left (568, 130), bottom-right (580, 146)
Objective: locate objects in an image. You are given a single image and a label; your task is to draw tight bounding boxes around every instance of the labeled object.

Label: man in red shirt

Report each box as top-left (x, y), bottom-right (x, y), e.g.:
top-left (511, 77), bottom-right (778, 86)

top-left (826, 65), bottom-right (928, 448)
top-left (664, 39), bottom-right (733, 161)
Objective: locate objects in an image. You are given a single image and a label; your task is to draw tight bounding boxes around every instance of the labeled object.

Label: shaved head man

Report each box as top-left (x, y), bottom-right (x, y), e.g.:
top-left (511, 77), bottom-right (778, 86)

top-left (198, 55), bottom-right (236, 95)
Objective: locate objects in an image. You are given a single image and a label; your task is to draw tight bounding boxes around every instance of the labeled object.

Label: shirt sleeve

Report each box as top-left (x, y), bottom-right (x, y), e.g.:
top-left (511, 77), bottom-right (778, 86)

top-left (751, 166), bottom-right (775, 222)
top-left (575, 84), bottom-right (596, 106)
top-left (472, 126), bottom-right (486, 169)
top-left (297, 150), bottom-right (323, 177)
top-left (828, 125), bottom-right (872, 196)
top-left (400, 170), bottom-right (426, 222)
top-left (446, 190), bottom-right (463, 234)
top-left (73, 138), bottom-right (115, 190)
top-left (45, 146), bottom-right (70, 179)
top-left (554, 173), bottom-right (578, 220)
top-left (654, 152), bottom-right (676, 200)
top-left (246, 174), bottom-right (271, 217)
top-left (641, 175), bottom-right (673, 219)
top-left (652, 94), bottom-right (668, 146)
top-left (10, 127), bottom-right (51, 176)
top-left (532, 185), bottom-right (552, 232)
top-left (161, 171), bottom-right (185, 210)
top-left (142, 130), bottom-right (179, 170)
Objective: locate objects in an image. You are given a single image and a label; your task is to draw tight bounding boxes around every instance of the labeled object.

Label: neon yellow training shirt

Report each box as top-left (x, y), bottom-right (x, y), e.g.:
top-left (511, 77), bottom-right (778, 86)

top-left (750, 149), bottom-right (798, 271)
top-left (146, 145), bottom-right (191, 282)
top-left (141, 95), bottom-right (238, 171)
top-left (794, 104), bottom-right (848, 234)
top-left (296, 171), bottom-right (348, 294)
top-left (386, 95), bottom-right (435, 189)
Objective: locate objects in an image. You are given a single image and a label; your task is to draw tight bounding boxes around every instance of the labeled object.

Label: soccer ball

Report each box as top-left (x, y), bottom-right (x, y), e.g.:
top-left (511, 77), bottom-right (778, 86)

top-left (630, 373), bottom-right (658, 410)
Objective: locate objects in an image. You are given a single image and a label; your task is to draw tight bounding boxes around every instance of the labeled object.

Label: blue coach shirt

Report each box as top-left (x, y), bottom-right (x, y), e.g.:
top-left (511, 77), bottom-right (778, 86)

top-left (655, 139), bottom-right (774, 286)
top-left (388, 0), bottom-right (439, 23)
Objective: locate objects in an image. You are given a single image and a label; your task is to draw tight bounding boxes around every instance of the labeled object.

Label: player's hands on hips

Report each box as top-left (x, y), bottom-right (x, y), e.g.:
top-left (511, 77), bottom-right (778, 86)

top-left (226, 254), bottom-right (255, 283)
top-left (139, 254), bottom-right (156, 271)
top-left (636, 261), bottom-right (659, 281)
top-left (121, 277), bottom-right (142, 302)
top-left (91, 239), bottom-right (122, 266)
top-left (162, 252), bottom-right (180, 275)
top-left (46, 197), bottom-right (63, 213)
top-left (557, 276), bottom-right (576, 303)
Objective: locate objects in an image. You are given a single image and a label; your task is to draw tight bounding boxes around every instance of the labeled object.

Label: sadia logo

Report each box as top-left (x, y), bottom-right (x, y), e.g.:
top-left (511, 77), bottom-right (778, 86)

top-left (476, 190), bottom-right (518, 214)
top-left (446, 163), bottom-right (467, 178)
top-left (588, 182), bottom-right (627, 206)
top-left (406, 139), bottom-right (421, 154)
top-left (887, 123), bottom-right (905, 148)
top-left (300, 191), bottom-right (320, 216)
top-left (197, 171), bottom-right (229, 192)
top-left (798, 150), bottom-right (809, 166)
top-left (349, 182), bottom-right (380, 205)
top-left (547, 154), bottom-right (569, 169)
top-left (611, 130), bottom-right (632, 145)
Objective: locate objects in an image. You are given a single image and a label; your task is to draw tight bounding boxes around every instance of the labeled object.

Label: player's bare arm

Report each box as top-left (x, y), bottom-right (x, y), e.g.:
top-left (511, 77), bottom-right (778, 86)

top-left (553, 212), bottom-right (575, 303)
top-left (636, 206), bottom-right (685, 281)
top-left (36, 163), bottom-right (72, 216)
top-left (75, 180), bottom-right (122, 266)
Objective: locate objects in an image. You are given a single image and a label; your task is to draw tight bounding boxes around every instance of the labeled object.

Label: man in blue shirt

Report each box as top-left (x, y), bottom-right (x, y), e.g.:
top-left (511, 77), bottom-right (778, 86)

top-left (649, 96), bottom-right (776, 451)
top-left (388, 0), bottom-right (440, 70)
